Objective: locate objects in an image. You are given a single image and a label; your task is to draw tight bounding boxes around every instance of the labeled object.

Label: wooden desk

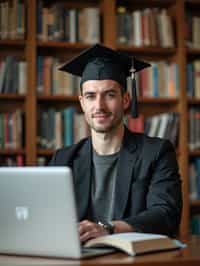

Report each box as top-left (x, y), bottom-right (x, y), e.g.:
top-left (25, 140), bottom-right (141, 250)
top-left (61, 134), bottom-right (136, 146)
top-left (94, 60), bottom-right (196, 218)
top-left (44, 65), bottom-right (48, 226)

top-left (0, 235), bottom-right (199, 266)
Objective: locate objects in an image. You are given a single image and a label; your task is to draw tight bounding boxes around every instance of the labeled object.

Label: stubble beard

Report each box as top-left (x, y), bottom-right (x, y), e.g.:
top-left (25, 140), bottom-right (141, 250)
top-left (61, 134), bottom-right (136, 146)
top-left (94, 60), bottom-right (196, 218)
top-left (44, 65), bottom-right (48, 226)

top-left (86, 111), bottom-right (124, 134)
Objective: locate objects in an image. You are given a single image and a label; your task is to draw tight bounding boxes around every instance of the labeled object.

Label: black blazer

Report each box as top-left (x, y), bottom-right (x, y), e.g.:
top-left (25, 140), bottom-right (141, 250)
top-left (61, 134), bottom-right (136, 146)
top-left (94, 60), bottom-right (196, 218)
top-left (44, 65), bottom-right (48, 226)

top-left (49, 128), bottom-right (182, 237)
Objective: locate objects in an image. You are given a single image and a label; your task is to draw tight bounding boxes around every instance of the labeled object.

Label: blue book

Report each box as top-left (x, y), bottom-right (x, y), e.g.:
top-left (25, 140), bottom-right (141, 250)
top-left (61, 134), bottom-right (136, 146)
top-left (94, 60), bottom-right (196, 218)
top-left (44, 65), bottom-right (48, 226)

top-left (187, 63), bottom-right (194, 97)
top-left (195, 158), bottom-right (200, 200)
top-left (1, 57), bottom-right (14, 93)
top-left (63, 107), bottom-right (75, 146)
top-left (4, 57), bottom-right (17, 93)
top-left (152, 63), bottom-right (158, 97)
top-left (37, 0), bottom-right (43, 39)
top-left (37, 56), bottom-right (43, 94)
top-left (191, 215), bottom-right (200, 235)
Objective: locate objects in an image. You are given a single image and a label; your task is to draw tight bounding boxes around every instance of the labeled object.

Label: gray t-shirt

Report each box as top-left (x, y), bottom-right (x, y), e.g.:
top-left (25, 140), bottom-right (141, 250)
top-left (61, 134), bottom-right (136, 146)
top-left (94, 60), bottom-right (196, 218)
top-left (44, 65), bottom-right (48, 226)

top-left (89, 149), bottom-right (119, 222)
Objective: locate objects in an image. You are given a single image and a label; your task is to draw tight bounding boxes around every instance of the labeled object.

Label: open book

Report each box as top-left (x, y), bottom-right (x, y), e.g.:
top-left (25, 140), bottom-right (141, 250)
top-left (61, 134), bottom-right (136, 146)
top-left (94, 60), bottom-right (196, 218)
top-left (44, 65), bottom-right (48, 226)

top-left (84, 232), bottom-right (184, 256)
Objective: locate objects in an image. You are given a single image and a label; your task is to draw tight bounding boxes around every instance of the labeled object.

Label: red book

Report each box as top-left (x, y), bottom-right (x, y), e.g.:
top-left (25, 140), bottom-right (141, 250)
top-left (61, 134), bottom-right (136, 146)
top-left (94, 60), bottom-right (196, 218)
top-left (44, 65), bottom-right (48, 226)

top-left (128, 114), bottom-right (144, 133)
top-left (16, 155), bottom-right (24, 166)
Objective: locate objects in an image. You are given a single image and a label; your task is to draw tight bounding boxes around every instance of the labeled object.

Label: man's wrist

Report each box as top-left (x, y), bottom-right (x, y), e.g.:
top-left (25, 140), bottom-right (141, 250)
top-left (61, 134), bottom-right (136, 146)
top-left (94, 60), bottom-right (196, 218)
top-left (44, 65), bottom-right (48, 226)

top-left (98, 221), bottom-right (115, 234)
top-left (112, 220), bottom-right (134, 233)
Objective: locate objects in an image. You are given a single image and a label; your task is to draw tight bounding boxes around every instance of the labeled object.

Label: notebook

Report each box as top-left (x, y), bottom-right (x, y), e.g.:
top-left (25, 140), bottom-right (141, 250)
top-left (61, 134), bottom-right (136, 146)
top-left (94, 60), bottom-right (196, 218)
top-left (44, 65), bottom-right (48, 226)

top-left (0, 166), bottom-right (115, 259)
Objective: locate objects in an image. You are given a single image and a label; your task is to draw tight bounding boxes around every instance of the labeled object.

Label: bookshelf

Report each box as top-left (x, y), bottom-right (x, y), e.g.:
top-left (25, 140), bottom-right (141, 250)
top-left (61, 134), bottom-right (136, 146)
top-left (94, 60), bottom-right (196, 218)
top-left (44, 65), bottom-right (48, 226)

top-left (1, 0), bottom-right (200, 238)
top-left (185, 0), bottom-right (200, 235)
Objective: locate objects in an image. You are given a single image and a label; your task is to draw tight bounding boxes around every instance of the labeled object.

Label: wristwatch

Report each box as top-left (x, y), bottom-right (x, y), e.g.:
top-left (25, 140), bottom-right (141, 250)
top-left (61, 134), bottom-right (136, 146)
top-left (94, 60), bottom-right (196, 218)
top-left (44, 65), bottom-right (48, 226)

top-left (98, 221), bottom-right (115, 234)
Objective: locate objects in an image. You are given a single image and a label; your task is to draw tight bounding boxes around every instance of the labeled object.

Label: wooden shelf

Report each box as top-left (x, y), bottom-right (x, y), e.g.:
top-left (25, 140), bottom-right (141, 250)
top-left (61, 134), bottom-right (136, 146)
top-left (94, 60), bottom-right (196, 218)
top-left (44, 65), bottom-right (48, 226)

top-left (0, 40), bottom-right (25, 47)
top-left (0, 94), bottom-right (26, 101)
top-left (190, 200), bottom-right (200, 215)
top-left (0, 149), bottom-right (25, 155)
top-left (37, 95), bottom-right (80, 109)
top-left (191, 200), bottom-right (200, 206)
top-left (187, 48), bottom-right (200, 55)
top-left (37, 95), bottom-right (78, 102)
top-left (118, 45), bottom-right (176, 55)
top-left (186, 0), bottom-right (200, 5)
top-left (138, 97), bottom-right (178, 104)
top-left (117, 0), bottom-right (175, 7)
top-left (189, 150), bottom-right (200, 157)
top-left (37, 149), bottom-right (54, 156)
top-left (37, 41), bottom-right (90, 50)
top-left (188, 98), bottom-right (200, 105)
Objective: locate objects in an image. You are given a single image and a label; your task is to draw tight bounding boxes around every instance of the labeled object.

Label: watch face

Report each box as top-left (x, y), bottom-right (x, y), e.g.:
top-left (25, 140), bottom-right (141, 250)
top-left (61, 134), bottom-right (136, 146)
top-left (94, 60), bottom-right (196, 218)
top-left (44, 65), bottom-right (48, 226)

top-left (98, 221), bottom-right (115, 234)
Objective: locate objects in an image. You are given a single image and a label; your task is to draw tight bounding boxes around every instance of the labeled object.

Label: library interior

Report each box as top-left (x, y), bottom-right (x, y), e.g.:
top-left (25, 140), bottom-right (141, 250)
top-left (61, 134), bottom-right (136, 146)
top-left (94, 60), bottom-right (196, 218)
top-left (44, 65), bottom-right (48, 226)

top-left (0, 0), bottom-right (200, 264)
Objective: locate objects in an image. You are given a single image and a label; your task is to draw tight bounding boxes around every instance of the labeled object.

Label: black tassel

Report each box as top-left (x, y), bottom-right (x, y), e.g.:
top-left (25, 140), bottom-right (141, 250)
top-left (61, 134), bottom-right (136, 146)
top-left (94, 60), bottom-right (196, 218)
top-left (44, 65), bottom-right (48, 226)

top-left (131, 77), bottom-right (138, 118)
top-left (130, 58), bottom-right (138, 118)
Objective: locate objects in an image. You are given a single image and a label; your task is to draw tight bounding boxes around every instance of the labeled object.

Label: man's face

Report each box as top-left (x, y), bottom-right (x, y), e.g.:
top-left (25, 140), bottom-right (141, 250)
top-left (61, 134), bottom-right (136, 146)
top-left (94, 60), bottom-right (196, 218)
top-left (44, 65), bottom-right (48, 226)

top-left (79, 80), bottom-right (130, 134)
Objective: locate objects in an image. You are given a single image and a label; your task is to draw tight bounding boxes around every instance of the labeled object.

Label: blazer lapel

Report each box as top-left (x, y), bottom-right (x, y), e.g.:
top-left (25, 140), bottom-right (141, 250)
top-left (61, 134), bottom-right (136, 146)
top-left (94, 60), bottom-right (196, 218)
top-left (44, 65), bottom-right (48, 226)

top-left (73, 139), bottom-right (92, 220)
top-left (113, 129), bottom-right (140, 219)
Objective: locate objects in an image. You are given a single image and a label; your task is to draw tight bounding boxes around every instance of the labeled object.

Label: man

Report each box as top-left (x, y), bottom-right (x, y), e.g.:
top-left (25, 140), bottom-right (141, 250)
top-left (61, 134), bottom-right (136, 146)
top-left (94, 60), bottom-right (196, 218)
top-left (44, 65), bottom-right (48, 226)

top-left (49, 44), bottom-right (182, 243)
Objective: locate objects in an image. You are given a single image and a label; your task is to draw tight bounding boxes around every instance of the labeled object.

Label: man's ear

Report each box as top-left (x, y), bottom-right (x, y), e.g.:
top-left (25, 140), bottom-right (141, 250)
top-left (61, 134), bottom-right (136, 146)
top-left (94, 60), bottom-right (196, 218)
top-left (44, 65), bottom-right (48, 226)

top-left (123, 92), bottom-right (131, 110)
top-left (79, 95), bottom-right (85, 113)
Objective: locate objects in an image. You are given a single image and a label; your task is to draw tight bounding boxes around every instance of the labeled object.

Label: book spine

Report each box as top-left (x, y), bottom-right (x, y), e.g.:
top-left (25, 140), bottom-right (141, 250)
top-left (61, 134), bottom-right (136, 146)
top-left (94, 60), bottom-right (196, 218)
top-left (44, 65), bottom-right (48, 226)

top-left (84, 8), bottom-right (100, 44)
top-left (187, 63), bottom-right (194, 97)
top-left (63, 107), bottom-right (75, 146)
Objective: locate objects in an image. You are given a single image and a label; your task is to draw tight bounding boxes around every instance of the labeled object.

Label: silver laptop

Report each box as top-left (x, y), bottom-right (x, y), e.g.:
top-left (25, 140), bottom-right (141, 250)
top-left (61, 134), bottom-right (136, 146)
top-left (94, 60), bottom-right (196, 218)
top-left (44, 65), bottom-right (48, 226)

top-left (0, 166), bottom-right (115, 259)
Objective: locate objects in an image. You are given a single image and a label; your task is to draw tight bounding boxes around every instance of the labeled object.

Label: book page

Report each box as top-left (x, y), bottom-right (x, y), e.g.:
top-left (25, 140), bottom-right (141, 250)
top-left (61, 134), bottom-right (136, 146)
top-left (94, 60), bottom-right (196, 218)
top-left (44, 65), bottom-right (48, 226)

top-left (107, 233), bottom-right (167, 241)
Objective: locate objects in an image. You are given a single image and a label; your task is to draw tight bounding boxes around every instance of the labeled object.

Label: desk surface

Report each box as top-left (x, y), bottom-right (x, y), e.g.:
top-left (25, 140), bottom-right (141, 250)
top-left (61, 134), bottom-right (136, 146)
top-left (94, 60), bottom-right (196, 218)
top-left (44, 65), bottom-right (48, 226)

top-left (0, 235), bottom-right (200, 266)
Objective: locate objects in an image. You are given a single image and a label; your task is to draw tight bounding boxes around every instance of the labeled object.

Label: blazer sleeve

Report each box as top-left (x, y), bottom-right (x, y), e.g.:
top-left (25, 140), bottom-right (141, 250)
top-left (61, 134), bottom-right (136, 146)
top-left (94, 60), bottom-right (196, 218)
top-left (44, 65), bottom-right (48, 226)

top-left (123, 139), bottom-right (182, 237)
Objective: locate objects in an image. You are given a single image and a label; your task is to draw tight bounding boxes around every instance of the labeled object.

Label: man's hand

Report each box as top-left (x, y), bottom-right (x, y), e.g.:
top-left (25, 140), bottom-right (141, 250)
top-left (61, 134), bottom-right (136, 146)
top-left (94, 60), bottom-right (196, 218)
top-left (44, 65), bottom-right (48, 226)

top-left (79, 220), bottom-right (134, 243)
top-left (112, 220), bottom-right (134, 233)
top-left (79, 220), bottom-right (108, 243)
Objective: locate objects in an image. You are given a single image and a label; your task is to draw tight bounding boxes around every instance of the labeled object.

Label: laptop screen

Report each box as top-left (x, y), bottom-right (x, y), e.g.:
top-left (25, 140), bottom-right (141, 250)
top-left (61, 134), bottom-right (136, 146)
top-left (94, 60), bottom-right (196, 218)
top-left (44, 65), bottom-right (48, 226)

top-left (0, 166), bottom-right (82, 258)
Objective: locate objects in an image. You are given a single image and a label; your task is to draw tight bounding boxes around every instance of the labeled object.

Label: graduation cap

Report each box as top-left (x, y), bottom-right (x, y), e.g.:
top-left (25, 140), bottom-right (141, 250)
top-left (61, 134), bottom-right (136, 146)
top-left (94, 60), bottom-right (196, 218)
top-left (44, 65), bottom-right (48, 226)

top-left (59, 44), bottom-right (151, 117)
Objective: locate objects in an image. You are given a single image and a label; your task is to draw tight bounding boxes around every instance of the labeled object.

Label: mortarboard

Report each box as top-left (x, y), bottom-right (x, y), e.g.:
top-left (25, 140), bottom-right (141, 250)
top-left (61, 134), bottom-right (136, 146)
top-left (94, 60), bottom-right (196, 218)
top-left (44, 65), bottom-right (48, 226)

top-left (59, 44), bottom-right (151, 117)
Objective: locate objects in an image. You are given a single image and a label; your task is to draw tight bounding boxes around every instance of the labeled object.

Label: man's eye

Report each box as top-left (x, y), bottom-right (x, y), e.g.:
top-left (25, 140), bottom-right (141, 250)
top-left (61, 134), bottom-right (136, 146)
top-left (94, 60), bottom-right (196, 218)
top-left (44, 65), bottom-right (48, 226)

top-left (107, 93), bottom-right (115, 98)
top-left (85, 94), bottom-right (95, 100)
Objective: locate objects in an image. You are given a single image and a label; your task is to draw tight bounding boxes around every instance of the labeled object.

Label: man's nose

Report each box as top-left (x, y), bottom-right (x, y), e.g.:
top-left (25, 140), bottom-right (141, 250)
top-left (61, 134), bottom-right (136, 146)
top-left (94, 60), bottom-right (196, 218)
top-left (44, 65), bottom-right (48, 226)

top-left (95, 95), bottom-right (105, 108)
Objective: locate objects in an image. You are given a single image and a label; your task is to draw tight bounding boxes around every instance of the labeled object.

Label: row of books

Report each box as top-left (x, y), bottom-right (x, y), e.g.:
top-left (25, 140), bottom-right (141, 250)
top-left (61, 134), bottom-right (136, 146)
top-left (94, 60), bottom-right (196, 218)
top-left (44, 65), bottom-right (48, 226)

top-left (37, 107), bottom-right (89, 149)
top-left (0, 155), bottom-right (51, 167)
top-left (37, 56), bottom-right (80, 96)
top-left (191, 215), bottom-right (200, 235)
top-left (0, 110), bottom-right (24, 149)
top-left (117, 7), bottom-right (174, 47)
top-left (37, 56), bottom-right (179, 98)
top-left (132, 62), bottom-right (179, 98)
top-left (187, 61), bottom-right (200, 98)
top-left (37, 156), bottom-right (49, 166)
top-left (37, 109), bottom-right (179, 150)
top-left (0, 109), bottom-right (180, 151)
top-left (0, 56), bottom-right (27, 94)
top-left (0, 155), bottom-right (24, 166)
top-left (0, 0), bottom-right (25, 40)
top-left (37, 1), bottom-right (100, 43)
top-left (188, 107), bottom-right (200, 151)
top-left (126, 112), bottom-right (179, 146)
top-left (189, 158), bottom-right (200, 201)
top-left (186, 14), bottom-right (200, 48)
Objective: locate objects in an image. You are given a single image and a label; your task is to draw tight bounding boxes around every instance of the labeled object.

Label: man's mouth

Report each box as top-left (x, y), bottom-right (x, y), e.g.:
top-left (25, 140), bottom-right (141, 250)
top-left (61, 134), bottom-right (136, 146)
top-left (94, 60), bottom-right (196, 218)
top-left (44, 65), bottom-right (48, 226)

top-left (92, 113), bottom-right (111, 118)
